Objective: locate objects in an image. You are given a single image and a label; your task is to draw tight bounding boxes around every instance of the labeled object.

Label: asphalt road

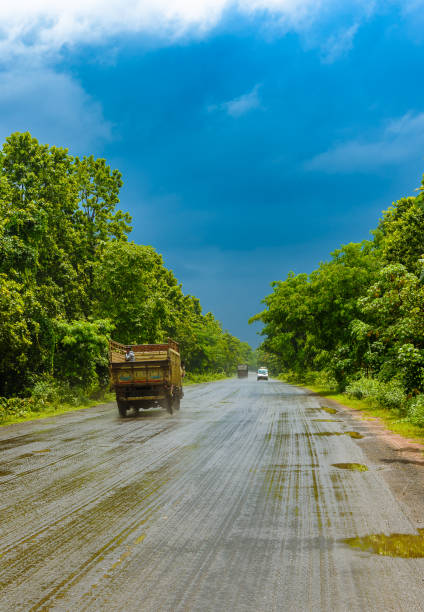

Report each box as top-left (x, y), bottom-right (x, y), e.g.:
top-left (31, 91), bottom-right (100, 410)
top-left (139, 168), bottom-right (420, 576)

top-left (1, 378), bottom-right (424, 611)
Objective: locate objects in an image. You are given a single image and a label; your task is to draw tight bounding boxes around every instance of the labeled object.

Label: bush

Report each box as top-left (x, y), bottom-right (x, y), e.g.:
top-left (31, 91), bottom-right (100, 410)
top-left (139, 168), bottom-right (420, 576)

top-left (279, 370), bottom-right (338, 390)
top-left (0, 396), bottom-right (34, 421)
top-left (53, 319), bottom-right (112, 392)
top-left (0, 376), bottom-right (99, 423)
top-left (31, 377), bottom-right (62, 407)
top-left (184, 371), bottom-right (228, 384)
top-left (407, 395), bottom-right (424, 426)
top-left (396, 343), bottom-right (424, 391)
top-left (345, 376), bottom-right (380, 400)
top-left (346, 376), bottom-right (406, 412)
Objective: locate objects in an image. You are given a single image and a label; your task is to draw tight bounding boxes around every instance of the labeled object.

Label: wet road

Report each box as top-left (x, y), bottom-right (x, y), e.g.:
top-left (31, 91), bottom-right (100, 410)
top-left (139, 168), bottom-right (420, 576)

top-left (1, 378), bottom-right (424, 611)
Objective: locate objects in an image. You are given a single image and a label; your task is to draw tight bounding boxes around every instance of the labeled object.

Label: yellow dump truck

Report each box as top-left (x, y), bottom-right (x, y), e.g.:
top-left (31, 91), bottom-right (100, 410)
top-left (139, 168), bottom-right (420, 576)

top-left (109, 339), bottom-right (183, 417)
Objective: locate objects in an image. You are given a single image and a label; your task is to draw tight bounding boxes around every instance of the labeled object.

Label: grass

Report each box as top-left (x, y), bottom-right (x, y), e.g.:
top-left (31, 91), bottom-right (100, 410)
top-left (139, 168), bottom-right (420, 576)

top-left (281, 378), bottom-right (424, 444)
top-left (184, 372), bottom-right (231, 385)
top-left (0, 392), bottom-right (115, 427)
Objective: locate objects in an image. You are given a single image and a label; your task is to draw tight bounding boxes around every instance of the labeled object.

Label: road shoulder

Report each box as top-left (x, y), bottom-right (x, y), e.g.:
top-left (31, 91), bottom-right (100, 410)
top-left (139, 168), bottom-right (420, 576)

top-left (296, 385), bottom-right (424, 530)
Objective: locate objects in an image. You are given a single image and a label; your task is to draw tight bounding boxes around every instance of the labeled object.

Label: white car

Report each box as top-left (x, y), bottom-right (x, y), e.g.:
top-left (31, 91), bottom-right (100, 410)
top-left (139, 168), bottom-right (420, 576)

top-left (257, 368), bottom-right (269, 381)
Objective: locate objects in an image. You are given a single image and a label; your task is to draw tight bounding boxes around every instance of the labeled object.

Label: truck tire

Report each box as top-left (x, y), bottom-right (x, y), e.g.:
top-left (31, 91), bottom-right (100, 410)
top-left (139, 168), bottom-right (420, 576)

top-left (117, 400), bottom-right (127, 418)
top-left (173, 396), bottom-right (180, 411)
top-left (165, 394), bottom-right (174, 415)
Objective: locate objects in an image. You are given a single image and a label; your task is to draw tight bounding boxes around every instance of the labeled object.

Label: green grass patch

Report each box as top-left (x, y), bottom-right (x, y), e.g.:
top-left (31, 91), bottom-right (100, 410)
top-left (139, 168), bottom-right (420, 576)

top-left (184, 372), bottom-right (232, 385)
top-left (0, 393), bottom-right (115, 427)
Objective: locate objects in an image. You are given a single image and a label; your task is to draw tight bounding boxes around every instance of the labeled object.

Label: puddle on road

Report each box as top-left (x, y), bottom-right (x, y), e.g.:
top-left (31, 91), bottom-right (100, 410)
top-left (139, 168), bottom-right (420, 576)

top-left (344, 529), bottom-right (424, 557)
top-left (332, 463), bottom-right (368, 472)
top-left (32, 449), bottom-right (51, 454)
top-left (314, 431), bottom-right (364, 439)
top-left (0, 470), bottom-right (13, 476)
top-left (321, 406), bottom-right (338, 415)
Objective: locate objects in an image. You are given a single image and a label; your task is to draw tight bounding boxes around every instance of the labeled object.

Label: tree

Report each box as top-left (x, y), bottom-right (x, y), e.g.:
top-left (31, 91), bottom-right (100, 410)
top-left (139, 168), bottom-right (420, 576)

top-left (93, 242), bottom-right (177, 343)
top-left (376, 196), bottom-right (424, 272)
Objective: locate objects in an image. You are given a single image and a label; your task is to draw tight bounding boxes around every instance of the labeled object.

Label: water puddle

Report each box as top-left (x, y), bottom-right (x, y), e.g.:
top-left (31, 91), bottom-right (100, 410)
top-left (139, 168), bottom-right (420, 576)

top-left (313, 431), bottom-right (363, 439)
top-left (32, 449), bottom-right (51, 454)
top-left (332, 463), bottom-right (368, 472)
top-left (321, 406), bottom-right (338, 415)
top-left (344, 530), bottom-right (424, 557)
top-left (0, 470), bottom-right (13, 476)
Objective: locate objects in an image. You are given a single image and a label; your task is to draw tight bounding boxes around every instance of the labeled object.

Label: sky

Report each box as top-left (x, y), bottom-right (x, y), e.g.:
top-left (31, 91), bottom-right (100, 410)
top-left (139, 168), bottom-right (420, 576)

top-left (2, 1), bottom-right (424, 347)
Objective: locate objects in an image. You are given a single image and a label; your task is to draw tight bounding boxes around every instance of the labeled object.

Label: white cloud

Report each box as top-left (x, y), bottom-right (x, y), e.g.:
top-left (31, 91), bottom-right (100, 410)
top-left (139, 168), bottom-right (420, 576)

top-left (0, 66), bottom-right (112, 152)
top-left (209, 84), bottom-right (262, 117)
top-left (320, 23), bottom-right (359, 63)
top-left (0, 0), bottom-right (346, 60)
top-left (305, 112), bottom-right (424, 173)
top-left (0, 0), bottom-right (419, 62)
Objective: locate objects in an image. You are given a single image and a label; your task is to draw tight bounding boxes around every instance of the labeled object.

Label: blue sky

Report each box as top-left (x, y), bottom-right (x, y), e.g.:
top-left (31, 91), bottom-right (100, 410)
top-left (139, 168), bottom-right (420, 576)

top-left (1, 1), bottom-right (424, 346)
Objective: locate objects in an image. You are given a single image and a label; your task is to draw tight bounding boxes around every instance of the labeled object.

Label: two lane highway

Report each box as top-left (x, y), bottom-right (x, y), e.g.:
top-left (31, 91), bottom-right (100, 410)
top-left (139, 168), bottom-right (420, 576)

top-left (0, 378), bottom-right (423, 611)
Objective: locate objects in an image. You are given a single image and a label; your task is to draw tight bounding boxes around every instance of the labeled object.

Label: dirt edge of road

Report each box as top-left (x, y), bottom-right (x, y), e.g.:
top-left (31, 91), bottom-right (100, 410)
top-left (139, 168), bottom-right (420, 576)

top-left (299, 386), bottom-right (424, 529)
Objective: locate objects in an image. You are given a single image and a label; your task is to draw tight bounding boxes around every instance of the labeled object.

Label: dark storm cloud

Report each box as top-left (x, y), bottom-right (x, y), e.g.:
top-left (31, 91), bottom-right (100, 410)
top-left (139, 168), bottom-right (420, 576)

top-left (2, 3), bottom-right (424, 344)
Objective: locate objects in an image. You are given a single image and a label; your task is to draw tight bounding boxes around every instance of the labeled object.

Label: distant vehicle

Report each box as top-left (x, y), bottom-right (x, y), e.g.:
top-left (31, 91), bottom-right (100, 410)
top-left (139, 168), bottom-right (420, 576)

top-left (109, 339), bottom-right (183, 417)
top-left (237, 364), bottom-right (248, 378)
top-left (257, 367), bottom-right (269, 381)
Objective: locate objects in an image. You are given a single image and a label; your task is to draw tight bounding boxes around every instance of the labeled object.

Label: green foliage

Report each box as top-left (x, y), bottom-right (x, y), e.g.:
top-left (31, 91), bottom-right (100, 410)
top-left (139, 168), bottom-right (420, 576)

top-left (254, 168), bottom-right (424, 425)
top-left (345, 376), bottom-right (406, 412)
top-left (407, 395), bottom-right (424, 426)
top-left (53, 319), bottom-right (113, 390)
top-left (279, 369), bottom-right (338, 390)
top-left (93, 242), bottom-right (175, 343)
top-left (0, 131), bottom-right (251, 415)
top-left (184, 372), bottom-right (229, 384)
top-left (0, 274), bottom-right (31, 394)
top-left (0, 396), bottom-right (34, 421)
top-left (376, 196), bottom-right (424, 272)
top-left (251, 241), bottom-right (379, 378)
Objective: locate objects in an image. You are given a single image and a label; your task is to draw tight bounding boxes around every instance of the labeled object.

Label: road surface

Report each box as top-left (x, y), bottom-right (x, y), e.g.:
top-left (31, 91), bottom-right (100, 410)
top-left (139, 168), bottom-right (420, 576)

top-left (1, 378), bottom-right (424, 611)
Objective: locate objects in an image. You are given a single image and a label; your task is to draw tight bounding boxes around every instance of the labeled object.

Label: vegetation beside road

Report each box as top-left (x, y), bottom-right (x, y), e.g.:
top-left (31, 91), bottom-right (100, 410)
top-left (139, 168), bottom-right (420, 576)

top-left (279, 372), bottom-right (424, 443)
top-left (0, 132), bottom-right (252, 424)
top-left (253, 170), bottom-right (424, 432)
top-left (184, 372), bottom-right (231, 385)
top-left (0, 391), bottom-right (115, 427)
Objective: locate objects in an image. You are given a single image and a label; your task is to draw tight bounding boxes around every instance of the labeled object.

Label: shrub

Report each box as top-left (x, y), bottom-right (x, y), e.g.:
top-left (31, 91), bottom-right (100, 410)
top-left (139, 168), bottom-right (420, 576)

top-left (184, 371), bottom-right (228, 384)
top-left (345, 376), bottom-right (380, 400)
top-left (346, 376), bottom-right (406, 412)
top-left (396, 343), bottom-right (424, 391)
top-left (53, 319), bottom-right (112, 391)
top-left (407, 395), bottom-right (424, 427)
top-left (0, 396), bottom-right (34, 421)
top-left (31, 377), bottom-right (62, 408)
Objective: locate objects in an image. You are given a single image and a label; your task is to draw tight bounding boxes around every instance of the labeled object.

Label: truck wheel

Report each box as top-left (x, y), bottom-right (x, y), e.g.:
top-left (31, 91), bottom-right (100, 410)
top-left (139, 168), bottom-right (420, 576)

top-left (117, 401), bottom-right (127, 418)
top-left (173, 396), bottom-right (180, 411)
top-left (165, 394), bottom-right (174, 415)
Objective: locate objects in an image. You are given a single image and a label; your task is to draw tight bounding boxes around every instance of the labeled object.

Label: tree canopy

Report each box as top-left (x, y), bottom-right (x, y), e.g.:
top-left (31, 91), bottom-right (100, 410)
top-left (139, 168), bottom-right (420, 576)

top-left (252, 170), bottom-right (424, 399)
top-left (0, 132), bottom-right (251, 399)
